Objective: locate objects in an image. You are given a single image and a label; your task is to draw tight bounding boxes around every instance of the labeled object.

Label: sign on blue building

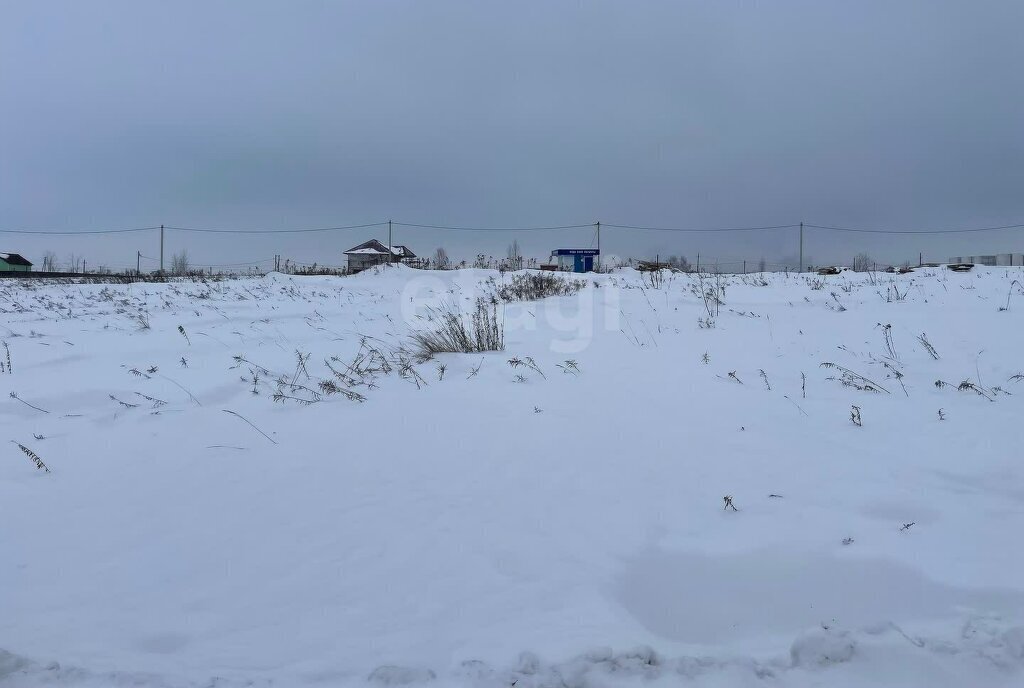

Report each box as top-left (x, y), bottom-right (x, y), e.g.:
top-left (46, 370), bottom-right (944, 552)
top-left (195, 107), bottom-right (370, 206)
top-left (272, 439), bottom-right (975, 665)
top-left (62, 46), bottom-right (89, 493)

top-left (552, 248), bottom-right (599, 273)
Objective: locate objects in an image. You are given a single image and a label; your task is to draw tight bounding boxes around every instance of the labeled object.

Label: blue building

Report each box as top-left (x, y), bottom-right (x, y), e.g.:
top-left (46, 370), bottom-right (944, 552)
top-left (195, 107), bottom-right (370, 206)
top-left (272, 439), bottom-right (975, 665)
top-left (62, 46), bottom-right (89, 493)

top-left (552, 248), bottom-right (599, 273)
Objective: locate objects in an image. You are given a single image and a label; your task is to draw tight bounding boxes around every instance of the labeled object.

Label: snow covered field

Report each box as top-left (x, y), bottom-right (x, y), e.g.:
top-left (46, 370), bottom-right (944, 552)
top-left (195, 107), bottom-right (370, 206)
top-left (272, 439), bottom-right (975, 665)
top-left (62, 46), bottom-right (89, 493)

top-left (2, 265), bottom-right (1024, 687)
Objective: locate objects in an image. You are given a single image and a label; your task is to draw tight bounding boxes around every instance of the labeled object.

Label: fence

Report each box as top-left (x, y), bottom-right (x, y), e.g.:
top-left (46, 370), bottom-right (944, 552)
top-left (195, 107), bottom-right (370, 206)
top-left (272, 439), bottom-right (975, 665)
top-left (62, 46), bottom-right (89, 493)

top-left (0, 269), bottom-right (267, 282)
top-left (948, 254), bottom-right (1024, 267)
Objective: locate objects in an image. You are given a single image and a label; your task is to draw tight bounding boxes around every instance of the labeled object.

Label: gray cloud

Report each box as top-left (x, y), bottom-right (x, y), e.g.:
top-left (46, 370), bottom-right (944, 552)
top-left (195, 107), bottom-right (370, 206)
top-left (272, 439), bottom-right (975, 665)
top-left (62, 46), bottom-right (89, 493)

top-left (2, 0), bottom-right (1023, 270)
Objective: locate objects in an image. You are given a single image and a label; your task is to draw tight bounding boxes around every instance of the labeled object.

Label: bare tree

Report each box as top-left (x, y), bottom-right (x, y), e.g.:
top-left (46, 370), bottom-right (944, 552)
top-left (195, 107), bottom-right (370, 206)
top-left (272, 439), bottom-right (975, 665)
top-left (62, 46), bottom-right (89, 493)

top-left (433, 247), bottom-right (449, 270)
top-left (853, 252), bottom-right (873, 272)
top-left (42, 251), bottom-right (58, 272)
top-left (170, 250), bottom-right (190, 275)
top-left (758, 257), bottom-right (767, 273)
top-left (667, 255), bottom-right (691, 271)
top-left (66, 254), bottom-right (82, 273)
top-left (506, 240), bottom-right (523, 270)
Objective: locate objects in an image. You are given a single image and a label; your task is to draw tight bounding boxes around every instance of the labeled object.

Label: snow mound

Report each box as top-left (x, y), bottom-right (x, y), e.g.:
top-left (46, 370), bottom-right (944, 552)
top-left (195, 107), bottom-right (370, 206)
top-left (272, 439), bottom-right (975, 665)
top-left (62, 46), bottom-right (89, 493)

top-left (1003, 627), bottom-right (1024, 660)
top-left (367, 665), bottom-right (437, 685)
top-left (0, 649), bottom-right (30, 679)
top-left (790, 628), bottom-right (857, 667)
top-left (6, 619), bottom-right (1024, 688)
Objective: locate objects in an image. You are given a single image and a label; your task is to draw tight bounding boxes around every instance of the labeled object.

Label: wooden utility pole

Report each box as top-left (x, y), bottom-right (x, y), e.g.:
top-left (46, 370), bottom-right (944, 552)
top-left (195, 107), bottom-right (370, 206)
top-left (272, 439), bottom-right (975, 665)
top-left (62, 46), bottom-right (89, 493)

top-left (160, 224), bottom-right (165, 273)
top-left (388, 220), bottom-right (393, 266)
top-left (137, 251), bottom-right (141, 274)
top-left (595, 221), bottom-right (600, 272)
top-left (799, 221), bottom-right (804, 273)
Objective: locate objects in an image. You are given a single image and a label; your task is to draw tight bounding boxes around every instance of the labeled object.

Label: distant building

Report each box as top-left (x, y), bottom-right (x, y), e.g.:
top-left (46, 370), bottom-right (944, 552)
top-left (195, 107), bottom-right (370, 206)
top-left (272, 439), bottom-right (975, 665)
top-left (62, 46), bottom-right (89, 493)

top-left (0, 253), bottom-right (32, 272)
top-left (948, 254), bottom-right (1024, 266)
top-left (344, 240), bottom-right (417, 273)
top-left (550, 248), bottom-right (599, 273)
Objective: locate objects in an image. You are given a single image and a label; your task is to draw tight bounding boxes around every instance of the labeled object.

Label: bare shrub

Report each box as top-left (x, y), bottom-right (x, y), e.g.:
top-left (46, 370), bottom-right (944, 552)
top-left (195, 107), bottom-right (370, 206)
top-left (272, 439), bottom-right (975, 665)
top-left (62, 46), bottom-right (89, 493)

top-left (644, 269), bottom-right (667, 289)
top-left (692, 271), bottom-right (723, 319)
top-left (496, 272), bottom-right (586, 301)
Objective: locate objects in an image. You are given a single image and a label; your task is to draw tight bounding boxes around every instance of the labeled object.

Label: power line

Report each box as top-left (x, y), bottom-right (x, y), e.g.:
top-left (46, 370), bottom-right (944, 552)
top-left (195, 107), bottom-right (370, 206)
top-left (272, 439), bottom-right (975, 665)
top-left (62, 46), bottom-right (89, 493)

top-left (392, 221), bottom-right (593, 231)
top-left (603, 223), bottom-right (799, 233)
top-left (0, 226), bottom-right (160, 235)
top-left (164, 222), bottom-right (388, 234)
top-left (804, 222), bottom-right (1024, 235)
top-left (194, 259), bottom-right (276, 267)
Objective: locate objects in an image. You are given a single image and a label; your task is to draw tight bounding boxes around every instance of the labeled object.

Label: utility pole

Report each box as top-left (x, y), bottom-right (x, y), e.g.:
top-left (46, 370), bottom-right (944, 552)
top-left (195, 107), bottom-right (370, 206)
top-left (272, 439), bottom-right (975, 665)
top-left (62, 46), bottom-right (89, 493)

top-left (160, 224), bottom-right (165, 273)
top-left (799, 221), bottom-right (804, 273)
top-left (388, 220), bottom-right (393, 266)
top-left (137, 251), bottom-right (141, 274)
top-left (595, 221), bottom-right (601, 272)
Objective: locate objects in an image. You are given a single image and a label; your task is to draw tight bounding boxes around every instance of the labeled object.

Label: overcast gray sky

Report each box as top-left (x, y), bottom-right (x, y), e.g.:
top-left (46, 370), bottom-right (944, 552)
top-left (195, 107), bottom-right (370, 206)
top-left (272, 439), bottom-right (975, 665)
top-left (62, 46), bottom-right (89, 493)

top-left (2, 0), bottom-right (1023, 271)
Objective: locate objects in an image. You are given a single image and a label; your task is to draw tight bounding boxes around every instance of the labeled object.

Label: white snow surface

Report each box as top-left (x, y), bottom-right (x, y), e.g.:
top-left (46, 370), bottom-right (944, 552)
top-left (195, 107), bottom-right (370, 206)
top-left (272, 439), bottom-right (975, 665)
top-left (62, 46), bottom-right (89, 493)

top-left (2, 265), bottom-right (1024, 687)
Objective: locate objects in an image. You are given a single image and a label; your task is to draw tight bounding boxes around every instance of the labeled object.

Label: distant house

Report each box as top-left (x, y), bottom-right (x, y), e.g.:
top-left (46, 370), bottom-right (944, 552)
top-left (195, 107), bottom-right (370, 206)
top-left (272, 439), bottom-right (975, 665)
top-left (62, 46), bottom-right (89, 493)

top-left (344, 240), bottom-right (416, 273)
top-left (0, 253), bottom-right (32, 272)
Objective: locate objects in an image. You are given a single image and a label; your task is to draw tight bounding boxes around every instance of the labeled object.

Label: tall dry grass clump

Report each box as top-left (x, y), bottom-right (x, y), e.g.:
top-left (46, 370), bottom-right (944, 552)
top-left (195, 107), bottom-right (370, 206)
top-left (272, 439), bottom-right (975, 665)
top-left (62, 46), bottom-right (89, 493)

top-left (412, 298), bottom-right (504, 355)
